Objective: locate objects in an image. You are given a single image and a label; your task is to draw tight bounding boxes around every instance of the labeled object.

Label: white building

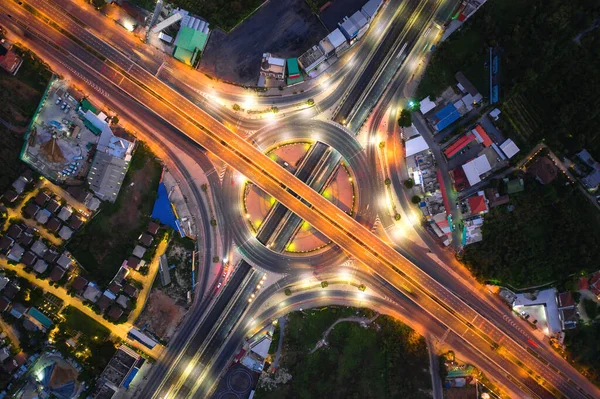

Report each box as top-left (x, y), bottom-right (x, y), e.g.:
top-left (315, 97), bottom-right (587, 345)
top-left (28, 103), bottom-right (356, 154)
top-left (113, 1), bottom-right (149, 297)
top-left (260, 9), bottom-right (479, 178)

top-left (462, 154), bottom-right (492, 186)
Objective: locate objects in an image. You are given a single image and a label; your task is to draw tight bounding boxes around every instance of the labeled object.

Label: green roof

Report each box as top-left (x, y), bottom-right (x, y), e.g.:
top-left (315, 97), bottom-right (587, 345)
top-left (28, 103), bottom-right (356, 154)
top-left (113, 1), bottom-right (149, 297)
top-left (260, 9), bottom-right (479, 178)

top-left (173, 46), bottom-right (196, 65)
top-left (80, 98), bottom-right (97, 114)
top-left (506, 178), bottom-right (524, 194)
top-left (286, 76), bottom-right (304, 85)
top-left (286, 58), bottom-right (300, 76)
top-left (174, 27), bottom-right (208, 65)
top-left (83, 119), bottom-right (102, 136)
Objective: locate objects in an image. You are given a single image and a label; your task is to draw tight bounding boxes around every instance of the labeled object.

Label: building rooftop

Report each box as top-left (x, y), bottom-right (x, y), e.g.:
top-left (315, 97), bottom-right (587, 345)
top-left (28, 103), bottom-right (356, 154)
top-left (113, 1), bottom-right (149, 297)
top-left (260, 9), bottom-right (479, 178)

top-left (33, 259), bottom-right (49, 274)
top-left (34, 191), bottom-right (50, 206)
top-left (71, 276), bottom-right (88, 293)
top-left (405, 136), bottom-right (430, 157)
top-left (462, 155), bottom-right (492, 186)
top-left (467, 194), bottom-right (488, 215)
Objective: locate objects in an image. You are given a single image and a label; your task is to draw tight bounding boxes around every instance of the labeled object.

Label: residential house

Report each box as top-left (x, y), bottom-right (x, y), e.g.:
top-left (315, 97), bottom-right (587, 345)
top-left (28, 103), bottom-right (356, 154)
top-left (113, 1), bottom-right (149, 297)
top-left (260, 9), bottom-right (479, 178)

top-left (58, 226), bottom-right (73, 240)
top-left (2, 283), bottom-right (19, 300)
top-left (46, 199), bottom-right (61, 213)
top-left (557, 292), bottom-right (579, 330)
top-left (71, 276), bottom-right (88, 295)
top-left (20, 251), bottom-right (37, 268)
top-left (30, 239), bottom-right (48, 257)
top-left (33, 259), bottom-right (49, 274)
top-left (7, 244), bottom-right (24, 262)
top-left (139, 233), bottom-right (153, 248)
top-left (107, 305), bottom-right (123, 321)
top-left (35, 209), bottom-right (51, 224)
top-left (46, 217), bottom-right (62, 233)
top-left (6, 224), bottom-right (23, 240)
top-left (83, 283), bottom-right (101, 303)
top-left (147, 221), bottom-right (160, 235)
top-left (23, 203), bottom-right (39, 219)
top-left (34, 191), bottom-right (50, 207)
top-left (9, 302), bottom-right (27, 319)
top-left (97, 295), bottom-right (112, 312)
top-left (0, 236), bottom-right (14, 253)
top-left (123, 283), bottom-right (139, 298)
top-left (56, 253), bottom-right (72, 269)
top-left (0, 296), bottom-right (10, 312)
top-left (132, 245), bottom-right (146, 259)
top-left (57, 207), bottom-right (73, 222)
top-left (49, 266), bottom-right (66, 282)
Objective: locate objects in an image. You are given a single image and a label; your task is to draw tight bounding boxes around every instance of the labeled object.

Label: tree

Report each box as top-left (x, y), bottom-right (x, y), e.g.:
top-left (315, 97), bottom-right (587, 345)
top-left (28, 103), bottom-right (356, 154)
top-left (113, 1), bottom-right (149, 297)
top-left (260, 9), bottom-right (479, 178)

top-left (284, 288), bottom-right (292, 296)
top-left (384, 178), bottom-right (392, 186)
top-left (201, 183), bottom-right (208, 192)
top-left (321, 281), bottom-right (328, 288)
top-left (271, 106), bottom-right (279, 114)
top-left (232, 104), bottom-right (241, 111)
top-left (210, 218), bottom-right (217, 227)
top-left (398, 109), bottom-right (412, 127)
top-left (306, 98), bottom-right (315, 106)
top-left (394, 213), bottom-right (402, 221)
top-left (583, 299), bottom-right (598, 320)
top-left (411, 195), bottom-right (421, 204)
top-left (404, 178), bottom-right (415, 189)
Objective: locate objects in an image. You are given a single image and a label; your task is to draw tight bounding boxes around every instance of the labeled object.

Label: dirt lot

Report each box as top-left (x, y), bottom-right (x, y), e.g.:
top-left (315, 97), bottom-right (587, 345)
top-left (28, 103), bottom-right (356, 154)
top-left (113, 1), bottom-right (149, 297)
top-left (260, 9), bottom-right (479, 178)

top-left (68, 144), bottom-right (162, 286)
top-left (199, 0), bottom-right (328, 85)
top-left (135, 289), bottom-right (186, 341)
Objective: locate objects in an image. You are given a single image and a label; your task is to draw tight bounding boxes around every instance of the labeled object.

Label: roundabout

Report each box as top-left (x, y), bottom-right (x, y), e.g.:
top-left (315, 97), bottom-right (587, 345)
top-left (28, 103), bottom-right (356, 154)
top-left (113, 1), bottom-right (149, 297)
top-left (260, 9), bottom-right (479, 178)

top-left (222, 119), bottom-right (377, 273)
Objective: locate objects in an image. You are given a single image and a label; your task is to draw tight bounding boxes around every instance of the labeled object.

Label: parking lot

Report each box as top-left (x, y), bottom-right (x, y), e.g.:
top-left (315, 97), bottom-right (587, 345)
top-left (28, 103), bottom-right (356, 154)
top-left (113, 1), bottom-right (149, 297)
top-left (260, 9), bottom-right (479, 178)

top-left (199, 0), bottom-right (328, 85)
top-left (22, 80), bottom-right (97, 182)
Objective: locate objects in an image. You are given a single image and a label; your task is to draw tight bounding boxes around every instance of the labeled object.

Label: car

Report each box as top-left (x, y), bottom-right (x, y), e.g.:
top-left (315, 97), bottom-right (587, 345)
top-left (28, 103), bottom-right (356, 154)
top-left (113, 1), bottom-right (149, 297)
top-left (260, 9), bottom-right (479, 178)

top-left (217, 283), bottom-right (222, 289)
top-left (73, 155), bottom-right (83, 161)
top-left (55, 97), bottom-right (62, 105)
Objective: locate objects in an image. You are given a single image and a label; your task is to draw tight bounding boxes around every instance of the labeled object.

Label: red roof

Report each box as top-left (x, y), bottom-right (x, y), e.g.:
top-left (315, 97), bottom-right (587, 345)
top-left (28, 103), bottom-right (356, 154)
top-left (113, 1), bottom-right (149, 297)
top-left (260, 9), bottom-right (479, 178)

top-left (444, 132), bottom-right (476, 159)
top-left (436, 170), bottom-right (451, 212)
top-left (467, 195), bottom-right (487, 214)
top-left (474, 125), bottom-right (493, 147)
top-left (590, 272), bottom-right (600, 295)
top-left (578, 276), bottom-right (590, 290)
top-left (558, 292), bottom-right (576, 308)
top-left (458, 13), bottom-right (467, 22)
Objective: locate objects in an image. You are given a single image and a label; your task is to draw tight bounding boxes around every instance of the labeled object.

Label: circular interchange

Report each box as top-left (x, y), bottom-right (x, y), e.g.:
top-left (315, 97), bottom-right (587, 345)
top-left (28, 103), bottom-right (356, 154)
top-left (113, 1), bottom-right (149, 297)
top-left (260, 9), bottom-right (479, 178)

top-left (242, 141), bottom-right (357, 254)
top-left (222, 119), bottom-right (377, 273)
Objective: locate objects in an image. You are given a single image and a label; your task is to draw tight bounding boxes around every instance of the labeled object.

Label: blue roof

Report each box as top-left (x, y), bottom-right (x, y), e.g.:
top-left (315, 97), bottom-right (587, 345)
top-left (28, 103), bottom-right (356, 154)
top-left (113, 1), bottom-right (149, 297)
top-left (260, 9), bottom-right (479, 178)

top-left (122, 367), bottom-right (139, 388)
top-left (435, 104), bottom-right (460, 131)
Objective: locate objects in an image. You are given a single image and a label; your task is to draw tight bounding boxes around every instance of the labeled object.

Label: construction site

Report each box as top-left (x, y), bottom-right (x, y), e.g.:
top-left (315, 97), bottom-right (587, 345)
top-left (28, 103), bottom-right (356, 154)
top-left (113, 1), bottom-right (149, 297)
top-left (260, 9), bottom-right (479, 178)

top-left (20, 79), bottom-right (97, 183)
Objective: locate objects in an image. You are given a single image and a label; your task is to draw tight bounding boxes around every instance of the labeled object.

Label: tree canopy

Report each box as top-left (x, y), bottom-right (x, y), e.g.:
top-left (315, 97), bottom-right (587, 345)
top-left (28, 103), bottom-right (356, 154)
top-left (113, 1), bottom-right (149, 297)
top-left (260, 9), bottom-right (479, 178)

top-left (417, 0), bottom-right (600, 157)
top-left (461, 175), bottom-right (600, 288)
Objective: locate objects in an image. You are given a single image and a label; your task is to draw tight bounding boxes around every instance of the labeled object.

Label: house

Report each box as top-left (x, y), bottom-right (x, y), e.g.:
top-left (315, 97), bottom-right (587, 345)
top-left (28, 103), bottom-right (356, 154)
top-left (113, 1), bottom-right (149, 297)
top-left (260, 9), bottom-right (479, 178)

top-left (172, 13), bottom-right (210, 66)
top-left (97, 295), bottom-right (113, 312)
top-left (35, 209), bottom-right (51, 224)
top-left (21, 251), bottom-right (37, 267)
top-left (4, 358), bottom-right (18, 373)
top-left (71, 276), bottom-right (88, 294)
top-left (49, 266), bottom-right (66, 282)
top-left (31, 239), bottom-right (48, 257)
top-left (57, 207), bottom-right (73, 222)
top-left (485, 188), bottom-right (509, 208)
top-left (34, 191), bottom-right (50, 206)
top-left (123, 283), bottom-right (139, 298)
top-left (58, 226), bottom-right (74, 240)
top-left (589, 272), bottom-right (600, 300)
top-left (139, 233), bottom-right (153, 248)
top-left (33, 259), bottom-right (49, 274)
top-left (83, 283), bottom-right (101, 303)
top-left (0, 276), bottom-right (8, 291)
top-left (46, 217), bottom-right (62, 233)
top-left (132, 245), bottom-right (146, 259)
top-left (67, 186), bottom-right (91, 203)
top-left (0, 44), bottom-right (23, 75)
top-left (2, 190), bottom-right (18, 203)
top-left (462, 155), bottom-right (492, 187)
top-left (3, 283), bottom-right (19, 299)
top-left (56, 253), bottom-right (72, 269)
top-left (44, 249), bottom-right (60, 264)
top-left (18, 227), bottom-right (35, 246)
top-left (0, 236), bottom-right (14, 253)
top-left (467, 193), bottom-right (488, 215)
top-left (147, 221), bottom-right (160, 235)
top-left (558, 292), bottom-right (579, 329)
top-left (527, 156), bottom-right (558, 185)
top-left (69, 216), bottom-right (84, 230)
top-left (107, 305), bottom-right (123, 321)
top-left (7, 244), bottom-right (24, 262)
top-left (23, 203), bottom-right (40, 219)
top-left (126, 256), bottom-right (141, 270)
top-left (9, 302), bottom-right (27, 319)
top-left (260, 53), bottom-right (285, 80)
top-left (0, 296), bottom-right (10, 312)
top-left (116, 295), bottom-right (130, 309)
top-left (108, 282), bottom-right (122, 296)
top-left (46, 199), bottom-right (61, 214)
top-left (6, 224), bottom-right (23, 240)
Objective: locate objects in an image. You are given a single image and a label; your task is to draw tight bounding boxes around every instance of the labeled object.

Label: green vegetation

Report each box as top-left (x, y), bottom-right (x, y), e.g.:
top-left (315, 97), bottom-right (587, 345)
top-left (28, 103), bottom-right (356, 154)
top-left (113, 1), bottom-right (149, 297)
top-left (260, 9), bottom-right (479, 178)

top-left (62, 306), bottom-right (110, 340)
top-left (416, 0), bottom-right (600, 156)
top-left (564, 324), bottom-right (600, 387)
top-left (583, 299), bottom-right (599, 320)
top-left (129, 0), bottom-right (265, 31)
top-left (0, 44), bottom-right (51, 192)
top-left (305, 0), bottom-right (330, 13)
top-left (461, 175), bottom-right (600, 287)
top-left (69, 144), bottom-right (162, 285)
top-left (256, 308), bottom-right (431, 399)
top-left (398, 109), bottom-right (412, 127)
top-left (55, 307), bottom-right (116, 383)
top-left (404, 178), bottom-right (415, 189)
top-left (411, 195), bottom-right (421, 204)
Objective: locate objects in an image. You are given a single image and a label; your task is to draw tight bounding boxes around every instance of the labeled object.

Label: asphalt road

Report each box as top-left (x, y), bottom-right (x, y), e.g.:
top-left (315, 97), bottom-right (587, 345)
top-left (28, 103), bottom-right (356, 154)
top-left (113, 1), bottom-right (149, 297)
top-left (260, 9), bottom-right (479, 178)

top-left (2, 1), bottom-right (598, 398)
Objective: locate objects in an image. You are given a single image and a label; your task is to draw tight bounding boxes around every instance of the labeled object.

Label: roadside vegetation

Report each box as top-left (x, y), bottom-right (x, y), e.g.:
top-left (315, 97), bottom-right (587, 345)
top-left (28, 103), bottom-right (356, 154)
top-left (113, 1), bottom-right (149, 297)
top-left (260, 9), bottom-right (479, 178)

top-left (417, 0), bottom-right (600, 157)
top-left (255, 307), bottom-right (431, 399)
top-left (69, 143), bottom-right (162, 285)
top-left (129, 0), bottom-right (265, 31)
top-left (565, 324), bottom-right (600, 386)
top-left (460, 174), bottom-right (600, 288)
top-left (0, 40), bottom-right (51, 192)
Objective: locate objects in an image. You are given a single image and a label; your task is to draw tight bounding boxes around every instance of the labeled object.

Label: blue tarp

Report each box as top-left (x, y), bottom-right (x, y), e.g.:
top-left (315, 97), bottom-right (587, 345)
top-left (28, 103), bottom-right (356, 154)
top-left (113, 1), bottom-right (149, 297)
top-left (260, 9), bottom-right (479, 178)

top-left (152, 183), bottom-right (183, 236)
top-left (435, 104), bottom-right (460, 131)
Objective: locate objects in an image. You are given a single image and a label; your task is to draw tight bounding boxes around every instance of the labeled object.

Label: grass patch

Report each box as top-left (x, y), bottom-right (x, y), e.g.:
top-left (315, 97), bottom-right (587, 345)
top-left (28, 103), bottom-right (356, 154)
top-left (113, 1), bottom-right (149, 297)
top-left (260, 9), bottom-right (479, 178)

top-left (69, 143), bottom-right (162, 286)
top-left (62, 306), bottom-right (110, 340)
top-left (256, 309), bottom-right (431, 398)
top-left (0, 126), bottom-right (27, 193)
